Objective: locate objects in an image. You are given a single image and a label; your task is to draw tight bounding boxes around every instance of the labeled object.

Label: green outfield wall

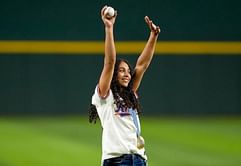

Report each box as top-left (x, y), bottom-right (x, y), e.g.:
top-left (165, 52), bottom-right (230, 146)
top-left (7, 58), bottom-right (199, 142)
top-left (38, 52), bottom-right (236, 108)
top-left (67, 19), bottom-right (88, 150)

top-left (0, 0), bottom-right (240, 115)
top-left (0, 55), bottom-right (241, 115)
top-left (0, 0), bottom-right (241, 41)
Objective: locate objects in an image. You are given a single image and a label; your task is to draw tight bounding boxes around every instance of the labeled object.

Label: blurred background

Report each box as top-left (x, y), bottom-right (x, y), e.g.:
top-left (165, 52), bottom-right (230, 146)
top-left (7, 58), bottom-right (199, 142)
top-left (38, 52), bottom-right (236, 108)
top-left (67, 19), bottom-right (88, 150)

top-left (0, 0), bottom-right (241, 166)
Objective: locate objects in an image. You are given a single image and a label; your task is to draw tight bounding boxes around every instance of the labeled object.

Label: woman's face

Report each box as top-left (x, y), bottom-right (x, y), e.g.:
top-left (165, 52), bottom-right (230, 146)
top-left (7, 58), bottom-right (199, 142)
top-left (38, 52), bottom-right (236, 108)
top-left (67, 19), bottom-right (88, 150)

top-left (117, 61), bottom-right (131, 87)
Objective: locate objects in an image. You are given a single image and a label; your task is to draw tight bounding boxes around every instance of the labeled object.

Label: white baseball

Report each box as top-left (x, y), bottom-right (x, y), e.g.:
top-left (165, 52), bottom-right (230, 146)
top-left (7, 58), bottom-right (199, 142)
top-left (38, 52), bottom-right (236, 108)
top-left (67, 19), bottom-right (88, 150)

top-left (104, 6), bottom-right (115, 18)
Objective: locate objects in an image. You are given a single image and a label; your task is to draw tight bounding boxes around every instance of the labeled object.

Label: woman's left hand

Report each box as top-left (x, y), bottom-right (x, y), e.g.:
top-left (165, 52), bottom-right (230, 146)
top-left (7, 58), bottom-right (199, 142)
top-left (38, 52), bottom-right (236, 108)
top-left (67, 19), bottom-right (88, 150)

top-left (144, 16), bottom-right (161, 35)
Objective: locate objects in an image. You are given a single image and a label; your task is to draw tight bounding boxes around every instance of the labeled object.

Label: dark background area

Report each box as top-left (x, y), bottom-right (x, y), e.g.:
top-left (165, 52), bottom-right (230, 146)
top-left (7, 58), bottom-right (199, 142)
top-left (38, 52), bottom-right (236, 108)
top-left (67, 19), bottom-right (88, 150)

top-left (0, 0), bottom-right (241, 115)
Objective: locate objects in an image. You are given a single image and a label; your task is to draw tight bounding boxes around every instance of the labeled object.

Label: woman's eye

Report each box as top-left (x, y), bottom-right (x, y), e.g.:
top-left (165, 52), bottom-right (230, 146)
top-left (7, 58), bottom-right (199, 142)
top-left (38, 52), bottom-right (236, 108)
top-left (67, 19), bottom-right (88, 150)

top-left (119, 69), bottom-right (124, 72)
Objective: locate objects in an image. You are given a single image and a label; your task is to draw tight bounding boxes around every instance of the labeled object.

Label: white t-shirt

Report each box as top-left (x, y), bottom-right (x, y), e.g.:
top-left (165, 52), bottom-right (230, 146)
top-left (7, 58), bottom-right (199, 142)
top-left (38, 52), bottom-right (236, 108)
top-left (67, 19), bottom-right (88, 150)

top-left (91, 86), bottom-right (147, 163)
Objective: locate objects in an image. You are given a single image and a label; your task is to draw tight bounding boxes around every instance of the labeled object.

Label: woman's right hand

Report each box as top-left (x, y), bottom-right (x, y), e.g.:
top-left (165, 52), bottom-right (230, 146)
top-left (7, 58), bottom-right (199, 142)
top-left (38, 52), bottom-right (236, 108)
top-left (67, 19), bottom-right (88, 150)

top-left (101, 6), bottom-right (117, 28)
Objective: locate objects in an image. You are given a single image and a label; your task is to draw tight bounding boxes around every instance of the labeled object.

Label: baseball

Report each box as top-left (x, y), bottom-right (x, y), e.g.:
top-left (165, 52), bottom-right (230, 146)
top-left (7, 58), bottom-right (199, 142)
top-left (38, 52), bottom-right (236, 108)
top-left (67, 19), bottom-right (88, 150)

top-left (104, 6), bottom-right (115, 18)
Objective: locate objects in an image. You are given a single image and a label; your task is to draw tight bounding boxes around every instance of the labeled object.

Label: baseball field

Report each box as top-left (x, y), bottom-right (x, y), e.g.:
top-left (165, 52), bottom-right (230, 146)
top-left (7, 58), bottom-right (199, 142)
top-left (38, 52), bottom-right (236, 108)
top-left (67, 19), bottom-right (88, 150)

top-left (0, 116), bottom-right (240, 166)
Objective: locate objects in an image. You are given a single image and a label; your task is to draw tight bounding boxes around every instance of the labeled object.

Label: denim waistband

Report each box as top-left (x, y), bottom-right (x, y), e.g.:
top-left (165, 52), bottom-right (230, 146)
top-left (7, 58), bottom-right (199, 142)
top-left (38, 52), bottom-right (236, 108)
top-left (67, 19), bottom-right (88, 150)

top-left (103, 154), bottom-right (146, 166)
top-left (119, 154), bottom-right (144, 160)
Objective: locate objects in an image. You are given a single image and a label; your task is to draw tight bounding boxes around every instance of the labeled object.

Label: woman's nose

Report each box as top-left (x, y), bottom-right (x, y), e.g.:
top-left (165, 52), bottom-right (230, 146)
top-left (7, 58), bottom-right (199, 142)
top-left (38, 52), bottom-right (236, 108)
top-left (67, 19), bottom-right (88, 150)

top-left (124, 71), bottom-right (130, 77)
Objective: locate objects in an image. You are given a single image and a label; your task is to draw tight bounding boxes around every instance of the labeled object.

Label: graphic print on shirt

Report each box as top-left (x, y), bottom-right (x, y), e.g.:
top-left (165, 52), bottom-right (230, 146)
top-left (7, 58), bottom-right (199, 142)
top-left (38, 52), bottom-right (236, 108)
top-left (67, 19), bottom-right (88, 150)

top-left (114, 95), bottom-right (131, 117)
top-left (114, 105), bottom-right (131, 116)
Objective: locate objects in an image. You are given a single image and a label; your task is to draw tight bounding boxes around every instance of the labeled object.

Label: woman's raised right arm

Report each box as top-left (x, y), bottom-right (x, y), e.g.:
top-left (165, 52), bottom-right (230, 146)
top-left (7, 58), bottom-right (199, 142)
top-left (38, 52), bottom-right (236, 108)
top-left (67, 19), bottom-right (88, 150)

top-left (98, 6), bottom-right (117, 98)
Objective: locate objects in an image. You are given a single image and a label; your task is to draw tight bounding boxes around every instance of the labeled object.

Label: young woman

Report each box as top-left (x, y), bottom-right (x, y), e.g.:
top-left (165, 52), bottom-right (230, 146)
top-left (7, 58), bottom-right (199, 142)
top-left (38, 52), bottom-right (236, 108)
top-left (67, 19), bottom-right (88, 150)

top-left (89, 6), bottom-right (160, 166)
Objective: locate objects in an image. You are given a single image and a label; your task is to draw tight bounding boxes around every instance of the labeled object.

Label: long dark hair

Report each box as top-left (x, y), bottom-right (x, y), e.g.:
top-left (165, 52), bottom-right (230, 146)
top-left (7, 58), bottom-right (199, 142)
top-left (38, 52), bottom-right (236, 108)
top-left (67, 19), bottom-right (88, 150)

top-left (89, 59), bottom-right (141, 123)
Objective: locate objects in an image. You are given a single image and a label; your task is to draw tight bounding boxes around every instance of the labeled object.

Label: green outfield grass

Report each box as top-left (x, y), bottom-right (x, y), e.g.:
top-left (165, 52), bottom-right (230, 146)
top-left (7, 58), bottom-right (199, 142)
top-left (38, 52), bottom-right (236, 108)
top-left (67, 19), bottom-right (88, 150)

top-left (0, 116), bottom-right (241, 166)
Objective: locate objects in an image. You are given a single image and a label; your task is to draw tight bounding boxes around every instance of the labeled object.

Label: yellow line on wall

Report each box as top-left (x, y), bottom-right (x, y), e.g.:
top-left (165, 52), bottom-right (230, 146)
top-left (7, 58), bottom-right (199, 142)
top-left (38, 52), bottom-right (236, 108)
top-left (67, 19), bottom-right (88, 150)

top-left (0, 41), bottom-right (241, 54)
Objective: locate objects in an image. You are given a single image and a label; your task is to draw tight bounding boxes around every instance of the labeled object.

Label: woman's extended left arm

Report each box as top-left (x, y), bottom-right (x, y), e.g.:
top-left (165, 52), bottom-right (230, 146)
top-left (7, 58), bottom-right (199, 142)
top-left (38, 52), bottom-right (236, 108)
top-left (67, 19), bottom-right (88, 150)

top-left (132, 16), bottom-right (161, 93)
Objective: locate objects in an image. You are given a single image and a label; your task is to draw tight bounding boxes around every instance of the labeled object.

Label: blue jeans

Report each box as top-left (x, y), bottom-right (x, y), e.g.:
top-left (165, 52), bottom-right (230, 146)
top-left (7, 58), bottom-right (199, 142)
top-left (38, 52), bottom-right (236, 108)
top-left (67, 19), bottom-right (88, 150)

top-left (103, 154), bottom-right (147, 166)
